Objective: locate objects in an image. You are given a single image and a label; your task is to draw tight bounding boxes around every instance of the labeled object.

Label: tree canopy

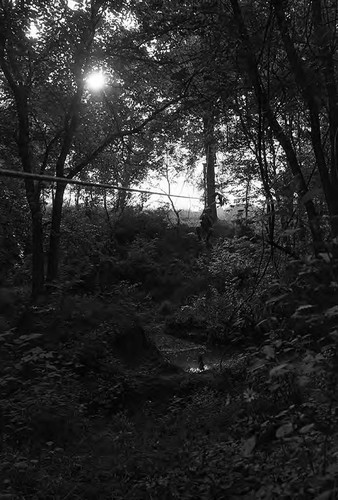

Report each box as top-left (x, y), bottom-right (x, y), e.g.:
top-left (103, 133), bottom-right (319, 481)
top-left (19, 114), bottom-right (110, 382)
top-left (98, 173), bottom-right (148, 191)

top-left (1, 0), bottom-right (338, 294)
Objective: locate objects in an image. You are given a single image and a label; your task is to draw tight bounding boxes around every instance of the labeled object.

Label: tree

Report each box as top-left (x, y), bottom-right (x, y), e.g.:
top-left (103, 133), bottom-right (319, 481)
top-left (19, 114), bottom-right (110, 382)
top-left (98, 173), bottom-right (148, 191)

top-left (130, 1), bottom-right (232, 222)
top-left (271, 0), bottom-right (338, 240)
top-left (0, 0), bottom-right (184, 295)
top-left (227, 0), bottom-right (324, 254)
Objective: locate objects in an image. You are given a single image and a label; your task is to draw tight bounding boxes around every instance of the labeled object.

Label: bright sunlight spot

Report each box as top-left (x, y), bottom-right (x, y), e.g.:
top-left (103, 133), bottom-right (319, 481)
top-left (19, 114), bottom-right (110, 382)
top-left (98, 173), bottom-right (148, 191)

top-left (27, 21), bottom-right (39, 39)
top-left (85, 71), bottom-right (106, 92)
top-left (68, 0), bottom-right (80, 9)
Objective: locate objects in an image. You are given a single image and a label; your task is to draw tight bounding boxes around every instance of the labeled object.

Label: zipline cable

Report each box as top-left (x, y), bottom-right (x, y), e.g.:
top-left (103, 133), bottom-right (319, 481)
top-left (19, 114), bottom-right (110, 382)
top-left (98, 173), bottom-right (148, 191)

top-left (0, 168), bottom-right (201, 200)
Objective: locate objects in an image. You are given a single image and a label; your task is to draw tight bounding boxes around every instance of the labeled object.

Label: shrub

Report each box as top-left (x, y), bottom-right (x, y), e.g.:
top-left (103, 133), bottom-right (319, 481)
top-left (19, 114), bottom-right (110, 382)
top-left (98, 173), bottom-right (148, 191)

top-left (61, 206), bottom-right (109, 263)
top-left (208, 236), bottom-right (259, 291)
top-left (114, 207), bottom-right (169, 244)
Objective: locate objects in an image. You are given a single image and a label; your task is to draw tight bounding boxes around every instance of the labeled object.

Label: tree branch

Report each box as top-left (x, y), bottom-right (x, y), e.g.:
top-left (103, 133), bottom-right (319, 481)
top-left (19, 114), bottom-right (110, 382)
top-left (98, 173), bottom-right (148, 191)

top-left (67, 97), bottom-right (182, 179)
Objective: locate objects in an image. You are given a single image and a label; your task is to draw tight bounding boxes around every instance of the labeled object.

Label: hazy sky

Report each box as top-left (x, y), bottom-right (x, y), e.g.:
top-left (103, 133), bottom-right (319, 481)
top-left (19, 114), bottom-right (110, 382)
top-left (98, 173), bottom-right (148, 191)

top-left (142, 176), bottom-right (203, 212)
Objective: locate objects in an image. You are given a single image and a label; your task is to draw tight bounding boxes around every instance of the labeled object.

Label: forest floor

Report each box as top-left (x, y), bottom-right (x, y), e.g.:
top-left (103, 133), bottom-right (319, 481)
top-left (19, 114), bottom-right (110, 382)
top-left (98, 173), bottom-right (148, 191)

top-left (149, 328), bottom-right (227, 372)
top-left (1, 216), bottom-right (338, 499)
top-left (1, 302), bottom-right (336, 500)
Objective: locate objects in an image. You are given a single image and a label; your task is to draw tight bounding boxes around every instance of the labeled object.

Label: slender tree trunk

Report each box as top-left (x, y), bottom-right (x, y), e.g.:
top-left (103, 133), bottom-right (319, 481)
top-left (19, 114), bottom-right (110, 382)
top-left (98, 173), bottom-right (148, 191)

top-left (244, 178), bottom-right (250, 220)
top-left (30, 208), bottom-right (44, 297)
top-left (268, 102), bottom-right (323, 253)
top-left (203, 108), bottom-right (217, 222)
top-left (45, 15), bottom-right (102, 281)
top-left (230, 0), bottom-right (324, 253)
top-left (0, 5), bottom-right (99, 291)
top-left (257, 102), bottom-right (275, 250)
top-left (46, 83), bottom-right (84, 281)
top-left (45, 16), bottom-right (103, 281)
top-left (312, 0), bottom-right (338, 236)
top-left (164, 163), bottom-right (181, 225)
top-left (272, 0), bottom-right (338, 238)
top-left (117, 183), bottom-right (130, 212)
top-left (75, 186), bottom-right (80, 207)
top-left (15, 85), bottom-right (45, 297)
top-left (46, 183), bottom-right (66, 282)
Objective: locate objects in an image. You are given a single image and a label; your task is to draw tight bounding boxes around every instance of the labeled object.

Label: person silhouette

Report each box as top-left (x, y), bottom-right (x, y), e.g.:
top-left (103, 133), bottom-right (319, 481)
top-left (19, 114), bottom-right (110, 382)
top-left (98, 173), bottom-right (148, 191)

top-left (196, 207), bottom-right (214, 243)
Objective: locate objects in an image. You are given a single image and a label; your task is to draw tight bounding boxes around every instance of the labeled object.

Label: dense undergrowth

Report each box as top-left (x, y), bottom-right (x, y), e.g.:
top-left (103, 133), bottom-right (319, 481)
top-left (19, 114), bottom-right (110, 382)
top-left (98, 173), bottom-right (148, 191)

top-left (1, 207), bottom-right (338, 499)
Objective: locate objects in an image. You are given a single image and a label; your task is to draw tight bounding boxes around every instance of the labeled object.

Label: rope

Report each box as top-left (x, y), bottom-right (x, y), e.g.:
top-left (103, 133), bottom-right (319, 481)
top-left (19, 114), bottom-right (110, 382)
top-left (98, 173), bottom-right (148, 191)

top-left (0, 168), bottom-right (201, 200)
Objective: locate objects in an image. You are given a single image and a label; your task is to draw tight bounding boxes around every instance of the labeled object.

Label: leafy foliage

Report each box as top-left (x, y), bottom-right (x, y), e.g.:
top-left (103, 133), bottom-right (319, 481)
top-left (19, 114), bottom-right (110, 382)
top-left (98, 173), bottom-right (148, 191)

top-left (3, 1), bottom-right (338, 496)
top-left (208, 236), bottom-right (259, 290)
top-left (2, 212), bottom-right (338, 499)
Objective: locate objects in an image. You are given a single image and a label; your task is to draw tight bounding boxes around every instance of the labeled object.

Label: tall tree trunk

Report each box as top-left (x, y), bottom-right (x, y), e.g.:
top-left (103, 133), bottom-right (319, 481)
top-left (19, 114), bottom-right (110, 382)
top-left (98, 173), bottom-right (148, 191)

top-left (230, 0), bottom-right (324, 253)
top-left (46, 84), bottom-right (84, 282)
top-left (272, 0), bottom-right (338, 238)
top-left (15, 85), bottom-right (45, 297)
top-left (0, 4), bottom-right (99, 291)
top-left (312, 0), bottom-right (338, 237)
top-left (46, 183), bottom-right (66, 282)
top-left (203, 108), bottom-right (217, 222)
top-left (244, 178), bottom-right (250, 220)
top-left (30, 202), bottom-right (45, 298)
top-left (0, 51), bottom-right (46, 296)
top-left (257, 102), bottom-right (275, 249)
top-left (116, 182), bottom-right (131, 212)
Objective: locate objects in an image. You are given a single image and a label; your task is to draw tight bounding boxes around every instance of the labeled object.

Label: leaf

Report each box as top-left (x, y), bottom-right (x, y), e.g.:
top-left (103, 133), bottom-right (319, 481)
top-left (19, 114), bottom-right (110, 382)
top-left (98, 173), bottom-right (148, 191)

top-left (275, 409), bottom-right (289, 418)
top-left (276, 422), bottom-right (293, 438)
top-left (300, 188), bottom-right (322, 205)
top-left (281, 228), bottom-right (300, 236)
top-left (248, 359), bottom-right (265, 373)
top-left (269, 363), bottom-right (290, 377)
top-left (297, 304), bottom-right (315, 311)
top-left (18, 333), bottom-right (43, 341)
top-left (318, 253), bottom-right (332, 263)
top-left (262, 345), bottom-right (275, 359)
top-left (314, 491), bottom-right (333, 500)
top-left (0, 329), bottom-right (15, 341)
top-left (325, 306), bottom-right (338, 318)
top-left (265, 293), bottom-right (290, 306)
top-left (242, 435), bottom-right (256, 457)
top-left (329, 330), bottom-right (338, 341)
top-left (292, 305), bottom-right (315, 317)
top-left (299, 423), bottom-right (314, 434)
